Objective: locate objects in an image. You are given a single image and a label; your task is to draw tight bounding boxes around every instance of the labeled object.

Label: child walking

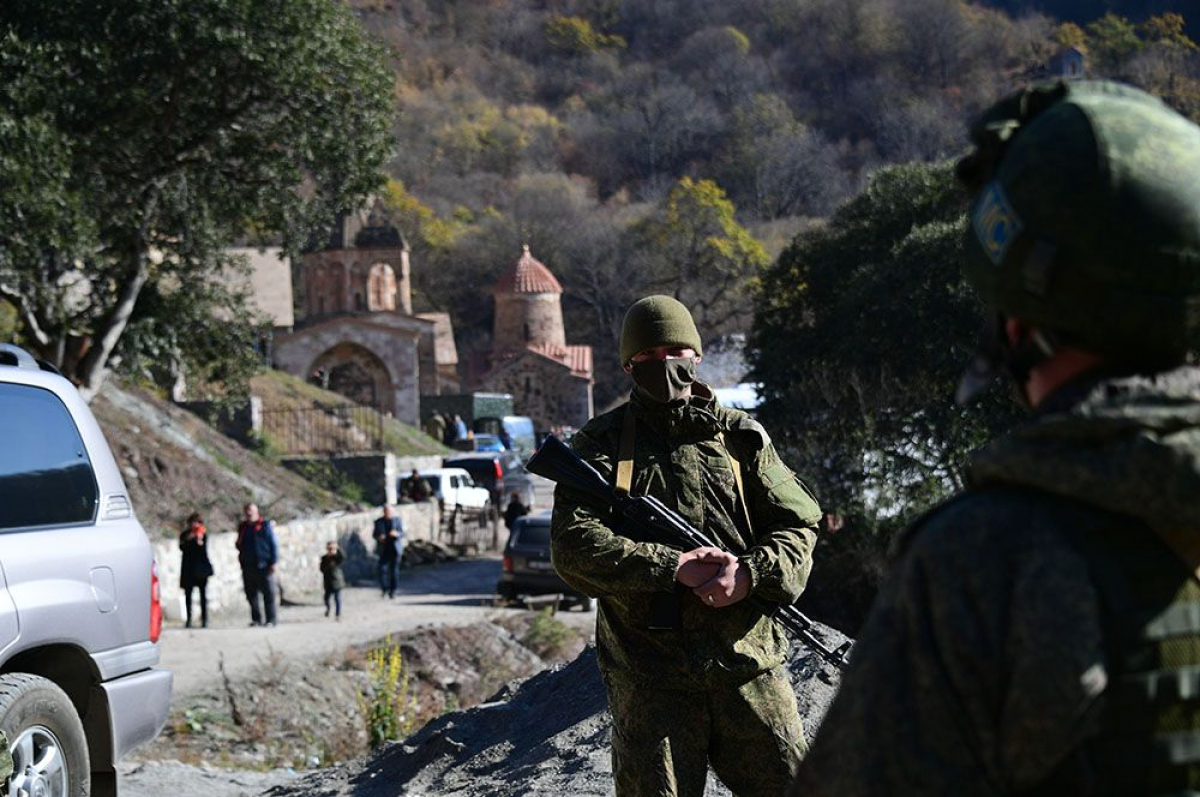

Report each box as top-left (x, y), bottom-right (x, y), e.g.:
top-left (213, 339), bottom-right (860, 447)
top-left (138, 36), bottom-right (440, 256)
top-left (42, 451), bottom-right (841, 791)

top-left (319, 540), bottom-right (345, 620)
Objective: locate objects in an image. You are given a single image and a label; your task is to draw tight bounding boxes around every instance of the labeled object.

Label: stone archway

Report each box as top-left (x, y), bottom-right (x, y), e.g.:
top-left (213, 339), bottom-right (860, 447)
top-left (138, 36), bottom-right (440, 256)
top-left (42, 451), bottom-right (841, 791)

top-left (309, 342), bottom-right (394, 413)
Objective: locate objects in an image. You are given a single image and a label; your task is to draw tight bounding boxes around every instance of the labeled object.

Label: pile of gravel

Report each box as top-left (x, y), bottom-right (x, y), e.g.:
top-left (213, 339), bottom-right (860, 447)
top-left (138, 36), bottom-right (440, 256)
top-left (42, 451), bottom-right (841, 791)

top-left (264, 622), bottom-right (850, 797)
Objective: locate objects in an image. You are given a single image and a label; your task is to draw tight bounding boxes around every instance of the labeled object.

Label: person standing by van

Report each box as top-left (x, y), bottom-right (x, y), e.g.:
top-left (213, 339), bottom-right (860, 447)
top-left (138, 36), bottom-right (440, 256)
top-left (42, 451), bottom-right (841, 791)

top-left (179, 512), bottom-right (214, 628)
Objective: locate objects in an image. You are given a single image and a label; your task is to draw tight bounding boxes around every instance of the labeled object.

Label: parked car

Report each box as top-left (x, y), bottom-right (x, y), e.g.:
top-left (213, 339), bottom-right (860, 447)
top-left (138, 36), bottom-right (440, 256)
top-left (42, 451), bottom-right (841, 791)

top-left (417, 467), bottom-right (492, 520)
top-left (450, 433), bottom-right (506, 453)
top-left (0, 343), bottom-right (172, 796)
top-left (474, 415), bottom-right (537, 458)
top-left (497, 512), bottom-right (593, 611)
top-left (442, 451), bottom-right (536, 513)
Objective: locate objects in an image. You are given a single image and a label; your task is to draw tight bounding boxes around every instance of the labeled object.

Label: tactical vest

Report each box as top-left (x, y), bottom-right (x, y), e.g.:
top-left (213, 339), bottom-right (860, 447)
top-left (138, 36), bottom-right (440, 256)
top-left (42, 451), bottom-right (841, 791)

top-left (1020, 494), bottom-right (1200, 795)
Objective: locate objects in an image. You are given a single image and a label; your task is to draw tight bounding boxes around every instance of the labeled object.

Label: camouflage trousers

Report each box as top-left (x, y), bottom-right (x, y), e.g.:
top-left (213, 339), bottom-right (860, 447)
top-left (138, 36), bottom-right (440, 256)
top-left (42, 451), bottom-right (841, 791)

top-left (606, 667), bottom-right (806, 797)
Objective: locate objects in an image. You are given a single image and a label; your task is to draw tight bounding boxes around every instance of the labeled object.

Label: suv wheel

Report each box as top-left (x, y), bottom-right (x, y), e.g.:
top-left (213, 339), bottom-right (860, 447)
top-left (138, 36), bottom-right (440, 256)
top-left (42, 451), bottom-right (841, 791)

top-left (0, 673), bottom-right (90, 796)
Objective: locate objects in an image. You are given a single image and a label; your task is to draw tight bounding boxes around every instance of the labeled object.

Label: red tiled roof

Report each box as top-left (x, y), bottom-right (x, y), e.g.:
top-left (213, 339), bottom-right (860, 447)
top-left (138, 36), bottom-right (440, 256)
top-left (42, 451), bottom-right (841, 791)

top-left (526, 342), bottom-right (593, 377)
top-left (494, 246), bottom-right (563, 295)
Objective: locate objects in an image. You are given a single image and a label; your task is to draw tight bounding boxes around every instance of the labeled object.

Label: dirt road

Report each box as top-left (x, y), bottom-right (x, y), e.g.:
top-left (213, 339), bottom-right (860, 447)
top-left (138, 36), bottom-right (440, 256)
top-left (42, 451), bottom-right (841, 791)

top-left (158, 556), bottom-right (595, 702)
top-left (119, 556), bottom-right (595, 797)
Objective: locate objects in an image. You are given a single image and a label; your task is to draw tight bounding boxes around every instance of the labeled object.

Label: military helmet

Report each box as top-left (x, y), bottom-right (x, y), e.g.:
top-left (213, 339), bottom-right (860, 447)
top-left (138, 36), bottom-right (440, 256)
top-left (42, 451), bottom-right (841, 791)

top-left (619, 296), bottom-right (703, 365)
top-left (956, 80), bottom-right (1200, 365)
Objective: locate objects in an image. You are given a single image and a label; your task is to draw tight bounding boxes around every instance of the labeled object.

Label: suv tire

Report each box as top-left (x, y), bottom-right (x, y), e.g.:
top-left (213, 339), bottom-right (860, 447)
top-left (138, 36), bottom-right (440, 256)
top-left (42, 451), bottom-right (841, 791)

top-left (0, 673), bottom-right (90, 796)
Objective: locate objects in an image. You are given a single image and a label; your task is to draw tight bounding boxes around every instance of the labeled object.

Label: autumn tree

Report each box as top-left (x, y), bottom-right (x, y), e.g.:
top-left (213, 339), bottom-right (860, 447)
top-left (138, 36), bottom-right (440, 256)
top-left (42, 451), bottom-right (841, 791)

top-left (0, 0), bottom-right (395, 398)
top-left (634, 178), bottom-right (769, 337)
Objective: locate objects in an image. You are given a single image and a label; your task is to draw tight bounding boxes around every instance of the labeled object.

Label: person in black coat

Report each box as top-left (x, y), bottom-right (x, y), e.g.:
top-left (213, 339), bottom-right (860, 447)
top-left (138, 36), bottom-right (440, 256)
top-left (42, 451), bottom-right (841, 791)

top-left (373, 504), bottom-right (405, 598)
top-left (179, 512), bottom-right (214, 628)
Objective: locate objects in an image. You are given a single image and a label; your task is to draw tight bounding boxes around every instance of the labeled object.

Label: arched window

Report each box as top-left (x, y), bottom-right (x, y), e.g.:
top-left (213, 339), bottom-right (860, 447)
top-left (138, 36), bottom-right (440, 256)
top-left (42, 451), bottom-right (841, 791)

top-left (355, 292), bottom-right (365, 311)
top-left (368, 262), bottom-right (396, 311)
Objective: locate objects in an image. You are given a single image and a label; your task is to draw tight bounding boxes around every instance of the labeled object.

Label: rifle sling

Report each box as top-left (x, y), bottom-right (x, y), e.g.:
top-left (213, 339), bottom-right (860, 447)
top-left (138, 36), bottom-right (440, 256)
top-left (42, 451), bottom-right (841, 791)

top-left (717, 431), bottom-right (755, 537)
top-left (615, 404), bottom-right (636, 496)
top-left (614, 403), bottom-right (753, 535)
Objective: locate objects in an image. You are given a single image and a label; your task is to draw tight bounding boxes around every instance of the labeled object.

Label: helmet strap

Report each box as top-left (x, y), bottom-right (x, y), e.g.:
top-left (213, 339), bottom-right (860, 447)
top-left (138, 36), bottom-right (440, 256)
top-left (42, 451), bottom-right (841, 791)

top-left (956, 313), bottom-right (1062, 406)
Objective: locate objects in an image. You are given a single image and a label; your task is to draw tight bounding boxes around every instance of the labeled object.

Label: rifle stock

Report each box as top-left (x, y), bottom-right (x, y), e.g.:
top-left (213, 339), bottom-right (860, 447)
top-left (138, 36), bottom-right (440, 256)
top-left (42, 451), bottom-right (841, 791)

top-left (526, 435), bottom-right (851, 672)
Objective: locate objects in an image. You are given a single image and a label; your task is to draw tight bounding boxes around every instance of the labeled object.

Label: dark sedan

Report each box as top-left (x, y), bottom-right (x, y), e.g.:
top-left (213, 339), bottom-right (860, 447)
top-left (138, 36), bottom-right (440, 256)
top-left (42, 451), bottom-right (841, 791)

top-left (497, 512), bottom-right (593, 611)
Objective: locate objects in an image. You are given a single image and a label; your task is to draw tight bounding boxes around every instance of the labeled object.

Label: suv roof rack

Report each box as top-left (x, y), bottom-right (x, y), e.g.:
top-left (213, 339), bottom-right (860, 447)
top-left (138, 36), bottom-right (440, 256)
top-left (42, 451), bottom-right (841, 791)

top-left (0, 344), bottom-right (62, 375)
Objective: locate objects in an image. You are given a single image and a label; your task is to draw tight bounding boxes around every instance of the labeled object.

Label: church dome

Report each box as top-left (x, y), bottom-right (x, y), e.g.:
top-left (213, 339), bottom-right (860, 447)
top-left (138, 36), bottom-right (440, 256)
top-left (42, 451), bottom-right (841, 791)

top-left (495, 246), bottom-right (563, 295)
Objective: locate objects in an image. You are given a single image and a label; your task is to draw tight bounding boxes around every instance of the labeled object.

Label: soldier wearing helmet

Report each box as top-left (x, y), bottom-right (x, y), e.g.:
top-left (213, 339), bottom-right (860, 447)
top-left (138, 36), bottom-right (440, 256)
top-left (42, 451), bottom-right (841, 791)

top-left (552, 295), bottom-right (822, 796)
top-left (792, 80), bottom-right (1200, 795)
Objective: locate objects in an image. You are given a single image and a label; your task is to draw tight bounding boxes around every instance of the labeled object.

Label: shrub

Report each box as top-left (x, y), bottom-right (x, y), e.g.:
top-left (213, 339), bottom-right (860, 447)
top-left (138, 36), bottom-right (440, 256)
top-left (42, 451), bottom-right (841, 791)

top-left (356, 637), bottom-right (418, 749)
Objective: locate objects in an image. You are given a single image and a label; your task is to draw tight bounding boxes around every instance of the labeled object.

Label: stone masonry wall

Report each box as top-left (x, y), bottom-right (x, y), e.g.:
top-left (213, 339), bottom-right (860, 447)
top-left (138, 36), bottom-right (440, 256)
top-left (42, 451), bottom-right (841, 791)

top-left (152, 503), bottom-right (438, 621)
top-left (493, 293), bottom-right (565, 350)
top-left (486, 358), bottom-right (593, 432)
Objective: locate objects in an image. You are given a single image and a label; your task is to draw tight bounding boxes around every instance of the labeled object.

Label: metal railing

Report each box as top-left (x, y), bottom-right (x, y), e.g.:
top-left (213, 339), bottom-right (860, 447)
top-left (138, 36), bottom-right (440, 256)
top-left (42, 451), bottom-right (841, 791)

top-left (260, 403), bottom-right (384, 455)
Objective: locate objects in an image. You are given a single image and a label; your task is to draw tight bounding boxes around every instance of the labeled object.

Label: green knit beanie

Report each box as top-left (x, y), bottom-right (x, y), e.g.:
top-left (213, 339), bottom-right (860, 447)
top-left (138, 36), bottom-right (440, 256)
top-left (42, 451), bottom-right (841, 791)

top-left (619, 296), bottom-right (703, 365)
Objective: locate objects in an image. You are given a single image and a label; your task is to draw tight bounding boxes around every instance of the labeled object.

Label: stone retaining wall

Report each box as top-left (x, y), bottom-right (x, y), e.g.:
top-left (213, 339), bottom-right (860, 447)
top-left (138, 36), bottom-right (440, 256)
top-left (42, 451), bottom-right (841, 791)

top-left (152, 502), bottom-right (439, 621)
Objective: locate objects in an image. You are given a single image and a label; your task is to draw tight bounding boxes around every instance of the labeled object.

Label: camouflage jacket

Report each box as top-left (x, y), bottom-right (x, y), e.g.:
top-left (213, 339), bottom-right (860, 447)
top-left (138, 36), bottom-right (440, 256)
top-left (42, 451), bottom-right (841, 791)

top-left (792, 367), bottom-right (1200, 795)
top-left (551, 384), bottom-right (821, 691)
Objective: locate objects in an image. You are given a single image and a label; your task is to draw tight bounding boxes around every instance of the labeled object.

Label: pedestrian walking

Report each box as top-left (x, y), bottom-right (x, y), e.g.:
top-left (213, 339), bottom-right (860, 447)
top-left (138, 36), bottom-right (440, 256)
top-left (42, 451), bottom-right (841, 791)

top-left (373, 504), bottom-right (405, 598)
top-left (503, 491), bottom-right (529, 532)
top-left (319, 540), bottom-right (345, 620)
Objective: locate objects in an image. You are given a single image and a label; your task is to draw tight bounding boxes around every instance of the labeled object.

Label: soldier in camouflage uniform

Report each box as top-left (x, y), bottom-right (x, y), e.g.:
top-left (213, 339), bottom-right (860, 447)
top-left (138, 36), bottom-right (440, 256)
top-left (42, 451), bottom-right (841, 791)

top-left (792, 80), bottom-right (1200, 795)
top-left (552, 295), bottom-right (822, 797)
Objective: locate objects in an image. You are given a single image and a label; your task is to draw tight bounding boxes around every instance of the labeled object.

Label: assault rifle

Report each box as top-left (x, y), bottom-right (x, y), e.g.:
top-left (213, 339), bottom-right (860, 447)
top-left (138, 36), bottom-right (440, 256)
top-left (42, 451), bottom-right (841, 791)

top-left (526, 434), bottom-right (851, 672)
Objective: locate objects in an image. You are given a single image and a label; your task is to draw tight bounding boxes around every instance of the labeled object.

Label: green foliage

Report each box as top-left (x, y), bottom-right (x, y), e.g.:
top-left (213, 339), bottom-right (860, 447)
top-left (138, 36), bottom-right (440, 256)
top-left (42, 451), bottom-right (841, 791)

top-left (356, 637), bottom-right (418, 749)
top-left (1087, 13), bottom-right (1143, 69)
top-left (544, 15), bottom-right (626, 55)
top-left (0, 0), bottom-right (394, 397)
top-left (753, 162), bottom-right (1025, 627)
top-left (752, 162), bottom-right (1022, 530)
top-left (293, 461), bottom-right (365, 505)
top-left (0, 299), bottom-right (17, 341)
top-left (519, 609), bottom-right (574, 659)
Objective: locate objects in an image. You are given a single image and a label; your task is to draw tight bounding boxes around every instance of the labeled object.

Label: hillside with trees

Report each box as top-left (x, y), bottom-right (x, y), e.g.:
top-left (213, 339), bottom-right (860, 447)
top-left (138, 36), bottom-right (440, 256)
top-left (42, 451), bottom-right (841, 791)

top-left (348, 0), bottom-right (1198, 405)
top-left (4, 1), bottom-right (1195, 407)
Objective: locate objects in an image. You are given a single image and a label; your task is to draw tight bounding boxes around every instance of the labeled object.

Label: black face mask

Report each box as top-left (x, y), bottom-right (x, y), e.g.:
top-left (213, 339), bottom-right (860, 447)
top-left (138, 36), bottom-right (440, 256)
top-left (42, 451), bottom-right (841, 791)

top-left (631, 358), bottom-right (697, 404)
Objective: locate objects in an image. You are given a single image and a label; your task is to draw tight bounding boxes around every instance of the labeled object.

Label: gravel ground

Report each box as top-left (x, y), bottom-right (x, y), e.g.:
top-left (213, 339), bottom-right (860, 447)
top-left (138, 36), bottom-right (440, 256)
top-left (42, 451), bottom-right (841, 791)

top-left (260, 625), bottom-right (850, 797)
top-left (123, 554), bottom-right (849, 797)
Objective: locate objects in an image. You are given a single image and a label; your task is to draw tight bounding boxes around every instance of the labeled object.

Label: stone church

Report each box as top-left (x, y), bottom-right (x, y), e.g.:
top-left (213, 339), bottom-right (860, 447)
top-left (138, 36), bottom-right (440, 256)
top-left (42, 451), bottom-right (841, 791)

top-left (475, 246), bottom-right (594, 432)
top-left (270, 201), bottom-right (459, 426)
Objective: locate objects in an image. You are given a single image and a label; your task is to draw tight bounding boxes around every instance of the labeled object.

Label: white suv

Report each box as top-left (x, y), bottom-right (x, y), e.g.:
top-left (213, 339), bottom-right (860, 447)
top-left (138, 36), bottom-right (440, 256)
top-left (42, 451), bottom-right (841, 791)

top-left (0, 344), bottom-right (172, 796)
top-left (418, 467), bottom-right (492, 519)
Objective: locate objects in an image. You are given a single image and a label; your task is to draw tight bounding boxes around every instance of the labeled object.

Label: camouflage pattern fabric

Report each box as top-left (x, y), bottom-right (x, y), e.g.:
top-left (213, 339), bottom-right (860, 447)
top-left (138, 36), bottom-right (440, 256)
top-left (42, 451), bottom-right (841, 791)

top-left (608, 667), bottom-right (805, 797)
top-left (791, 367), bottom-right (1200, 796)
top-left (551, 382), bottom-right (821, 794)
top-left (959, 81), bottom-right (1200, 363)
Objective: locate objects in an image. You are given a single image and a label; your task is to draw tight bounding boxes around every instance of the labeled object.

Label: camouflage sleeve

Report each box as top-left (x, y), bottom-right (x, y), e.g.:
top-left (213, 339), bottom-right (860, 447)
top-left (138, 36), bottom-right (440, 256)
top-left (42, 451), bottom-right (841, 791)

top-left (741, 439), bottom-right (821, 604)
top-left (550, 427), bottom-right (680, 598)
top-left (791, 496), bottom-right (1106, 795)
